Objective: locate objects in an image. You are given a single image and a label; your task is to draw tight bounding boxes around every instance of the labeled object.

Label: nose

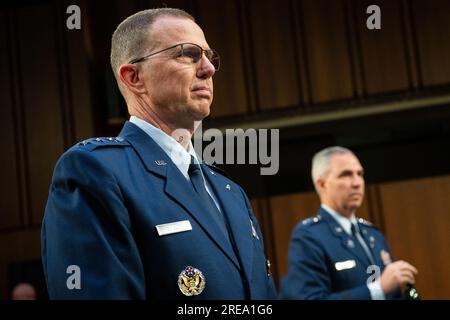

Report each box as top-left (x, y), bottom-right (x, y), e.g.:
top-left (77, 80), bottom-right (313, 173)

top-left (196, 55), bottom-right (215, 79)
top-left (352, 175), bottom-right (364, 188)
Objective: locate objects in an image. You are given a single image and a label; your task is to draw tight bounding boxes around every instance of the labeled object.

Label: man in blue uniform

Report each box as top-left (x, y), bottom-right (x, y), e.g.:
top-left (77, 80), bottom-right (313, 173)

top-left (280, 146), bottom-right (418, 299)
top-left (41, 8), bottom-right (276, 299)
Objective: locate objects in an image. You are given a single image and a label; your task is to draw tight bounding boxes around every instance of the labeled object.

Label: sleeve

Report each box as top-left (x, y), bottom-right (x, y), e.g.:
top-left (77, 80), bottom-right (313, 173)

top-left (368, 279), bottom-right (386, 300)
top-left (41, 148), bottom-right (145, 299)
top-left (280, 226), bottom-right (371, 300)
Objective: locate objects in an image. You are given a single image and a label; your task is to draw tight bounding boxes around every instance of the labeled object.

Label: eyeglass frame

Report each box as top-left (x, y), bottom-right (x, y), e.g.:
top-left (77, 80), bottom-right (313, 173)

top-left (128, 42), bottom-right (220, 71)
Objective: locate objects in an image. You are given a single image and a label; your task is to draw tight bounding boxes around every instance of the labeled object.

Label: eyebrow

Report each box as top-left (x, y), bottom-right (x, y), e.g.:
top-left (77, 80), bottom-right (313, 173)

top-left (338, 169), bottom-right (364, 176)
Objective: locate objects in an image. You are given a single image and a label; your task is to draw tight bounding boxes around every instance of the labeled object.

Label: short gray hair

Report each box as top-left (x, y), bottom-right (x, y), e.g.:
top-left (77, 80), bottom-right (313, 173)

top-left (110, 8), bottom-right (195, 84)
top-left (311, 146), bottom-right (355, 189)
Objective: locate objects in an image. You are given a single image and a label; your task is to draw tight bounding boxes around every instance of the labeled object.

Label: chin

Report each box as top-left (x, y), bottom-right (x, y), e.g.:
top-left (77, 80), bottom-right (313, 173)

top-left (194, 104), bottom-right (211, 119)
top-left (349, 202), bottom-right (362, 211)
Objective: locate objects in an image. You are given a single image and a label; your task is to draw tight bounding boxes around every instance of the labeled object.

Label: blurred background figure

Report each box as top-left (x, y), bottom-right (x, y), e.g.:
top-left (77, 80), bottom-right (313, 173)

top-left (280, 146), bottom-right (418, 300)
top-left (11, 282), bottom-right (36, 300)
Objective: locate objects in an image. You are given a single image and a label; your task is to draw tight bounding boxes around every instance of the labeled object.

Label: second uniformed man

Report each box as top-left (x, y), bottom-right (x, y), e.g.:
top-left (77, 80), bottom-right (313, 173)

top-left (280, 146), bottom-right (418, 299)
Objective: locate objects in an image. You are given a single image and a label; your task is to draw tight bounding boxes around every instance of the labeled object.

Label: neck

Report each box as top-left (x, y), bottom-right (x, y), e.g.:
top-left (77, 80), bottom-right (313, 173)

top-left (129, 100), bottom-right (196, 151)
top-left (321, 202), bottom-right (354, 219)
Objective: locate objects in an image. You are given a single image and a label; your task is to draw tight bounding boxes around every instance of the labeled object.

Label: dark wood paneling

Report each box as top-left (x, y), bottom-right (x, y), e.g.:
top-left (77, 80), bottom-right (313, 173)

top-left (365, 185), bottom-right (386, 232)
top-left (412, 0), bottom-right (450, 87)
top-left (400, 0), bottom-right (420, 89)
top-left (114, 0), bottom-right (140, 23)
top-left (354, 0), bottom-right (410, 95)
top-left (0, 11), bottom-right (22, 230)
top-left (147, 0), bottom-right (191, 12)
top-left (300, 0), bottom-right (354, 103)
top-left (291, 0), bottom-right (312, 106)
top-left (269, 192), bottom-right (319, 280)
top-left (378, 175), bottom-right (450, 299)
top-left (16, 3), bottom-right (65, 225)
top-left (195, 0), bottom-right (249, 117)
top-left (62, 0), bottom-right (94, 142)
top-left (0, 228), bottom-right (41, 299)
top-left (248, 0), bottom-right (300, 110)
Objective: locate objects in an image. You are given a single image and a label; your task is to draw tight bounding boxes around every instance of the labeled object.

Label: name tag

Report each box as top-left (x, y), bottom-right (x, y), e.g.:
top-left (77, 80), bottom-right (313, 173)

top-left (155, 220), bottom-right (192, 236)
top-left (335, 260), bottom-right (356, 271)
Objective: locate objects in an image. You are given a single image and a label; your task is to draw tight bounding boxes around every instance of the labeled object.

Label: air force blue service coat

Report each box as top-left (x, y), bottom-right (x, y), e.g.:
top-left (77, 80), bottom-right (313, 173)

top-left (280, 208), bottom-right (398, 300)
top-left (42, 121), bottom-right (277, 299)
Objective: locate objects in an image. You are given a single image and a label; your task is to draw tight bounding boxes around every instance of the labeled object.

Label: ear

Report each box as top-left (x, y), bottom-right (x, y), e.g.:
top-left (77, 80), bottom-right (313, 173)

top-left (118, 64), bottom-right (147, 94)
top-left (315, 177), bottom-right (326, 193)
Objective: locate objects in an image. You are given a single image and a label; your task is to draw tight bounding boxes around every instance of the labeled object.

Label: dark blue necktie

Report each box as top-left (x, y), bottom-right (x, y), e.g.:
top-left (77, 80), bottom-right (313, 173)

top-left (188, 156), bottom-right (230, 240)
top-left (351, 223), bottom-right (375, 265)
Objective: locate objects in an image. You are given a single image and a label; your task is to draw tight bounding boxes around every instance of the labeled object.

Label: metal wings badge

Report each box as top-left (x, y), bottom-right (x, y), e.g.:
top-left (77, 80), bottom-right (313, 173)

top-left (178, 266), bottom-right (206, 296)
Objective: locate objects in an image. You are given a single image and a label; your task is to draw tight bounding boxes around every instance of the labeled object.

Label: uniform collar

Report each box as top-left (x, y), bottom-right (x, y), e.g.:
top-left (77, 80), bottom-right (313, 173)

top-left (129, 116), bottom-right (200, 179)
top-left (321, 204), bottom-right (358, 236)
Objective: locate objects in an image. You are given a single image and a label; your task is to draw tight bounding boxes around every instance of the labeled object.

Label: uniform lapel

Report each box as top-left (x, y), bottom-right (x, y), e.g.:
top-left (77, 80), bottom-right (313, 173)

top-left (320, 209), bottom-right (371, 268)
top-left (202, 164), bottom-right (254, 281)
top-left (119, 122), bottom-right (240, 269)
top-left (359, 224), bottom-right (383, 268)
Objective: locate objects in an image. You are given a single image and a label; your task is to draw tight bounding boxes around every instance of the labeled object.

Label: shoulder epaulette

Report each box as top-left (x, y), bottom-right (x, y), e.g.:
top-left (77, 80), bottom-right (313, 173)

top-left (76, 136), bottom-right (129, 151)
top-left (357, 217), bottom-right (376, 228)
top-left (301, 214), bottom-right (322, 226)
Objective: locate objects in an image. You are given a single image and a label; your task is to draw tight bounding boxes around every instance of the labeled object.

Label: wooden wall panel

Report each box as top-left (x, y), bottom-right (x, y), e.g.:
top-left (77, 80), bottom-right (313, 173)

top-left (354, 0), bottom-right (410, 95)
top-left (300, 0), bottom-right (354, 103)
top-left (378, 175), bottom-right (450, 299)
top-left (195, 0), bottom-right (249, 117)
top-left (63, 1), bottom-right (94, 141)
top-left (0, 11), bottom-right (22, 230)
top-left (147, 0), bottom-right (191, 11)
top-left (16, 4), bottom-right (65, 225)
top-left (114, 0), bottom-right (140, 24)
top-left (0, 1), bottom-right (96, 299)
top-left (248, 0), bottom-right (300, 110)
top-left (269, 192), bottom-right (319, 279)
top-left (412, 0), bottom-right (450, 87)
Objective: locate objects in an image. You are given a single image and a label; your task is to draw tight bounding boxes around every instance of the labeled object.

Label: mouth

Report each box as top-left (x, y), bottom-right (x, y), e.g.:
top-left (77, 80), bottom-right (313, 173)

top-left (192, 86), bottom-right (212, 98)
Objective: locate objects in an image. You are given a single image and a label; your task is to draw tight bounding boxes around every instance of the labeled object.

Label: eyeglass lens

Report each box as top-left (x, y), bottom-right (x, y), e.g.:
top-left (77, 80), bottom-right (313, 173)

top-left (182, 44), bottom-right (220, 71)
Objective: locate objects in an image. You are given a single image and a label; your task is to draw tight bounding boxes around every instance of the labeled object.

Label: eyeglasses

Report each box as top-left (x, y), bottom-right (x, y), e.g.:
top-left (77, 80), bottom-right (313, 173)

top-left (129, 42), bottom-right (220, 71)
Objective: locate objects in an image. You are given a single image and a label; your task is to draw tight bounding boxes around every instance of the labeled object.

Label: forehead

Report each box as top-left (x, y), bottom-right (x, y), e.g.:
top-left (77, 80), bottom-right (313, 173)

top-left (329, 153), bottom-right (363, 172)
top-left (150, 16), bottom-right (208, 47)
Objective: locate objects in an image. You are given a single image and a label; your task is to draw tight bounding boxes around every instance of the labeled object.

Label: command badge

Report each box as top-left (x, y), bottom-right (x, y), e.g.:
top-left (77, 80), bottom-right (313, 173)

top-left (178, 266), bottom-right (205, 296)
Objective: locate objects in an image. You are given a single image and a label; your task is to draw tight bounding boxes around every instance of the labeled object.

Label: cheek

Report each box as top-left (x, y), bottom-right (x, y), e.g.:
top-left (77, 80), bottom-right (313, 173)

top-left (335, 184), bottom-right (351, 199)
top-left (327, 184), bottom-right (344, 198)
top-left (152, 76), bottom-right (188, 102)
top-left (149, 64), bottom-right (190, 88)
